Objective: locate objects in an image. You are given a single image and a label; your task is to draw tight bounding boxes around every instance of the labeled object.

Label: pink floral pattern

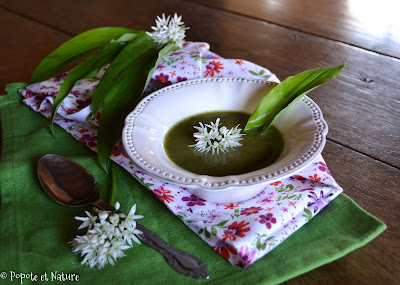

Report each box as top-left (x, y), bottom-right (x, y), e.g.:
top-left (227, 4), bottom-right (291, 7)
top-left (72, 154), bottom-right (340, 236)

top-left (259, 213), bottom-right (277, 229)
top-left (19, 42), bottom-right (342, 268)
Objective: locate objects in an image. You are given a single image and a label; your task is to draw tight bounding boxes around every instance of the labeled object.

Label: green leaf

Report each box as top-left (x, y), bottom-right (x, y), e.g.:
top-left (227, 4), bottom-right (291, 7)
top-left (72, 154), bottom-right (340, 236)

top-left (31, 27), bottom-right (137, 83)
top-left (96, 33), bottom-right (161, 170)
top-left (204, 229), bottom-right (211, 239)
top-left (245, 64), bottom-right (346, 134)
top-left (143, 43), bottom-right (179, 92)
top-left (256, 238), bottom-right (262, 250)
top-left (211, 226), bottom-right (218, 236)
top-left (109, 33), bottom-right (138, 44)
top-left (49, 43), bottom-right (124, 134)
top-left (248, 70), bottom-right (258, 76)
top-left (191, 54), bottom-right (202, 61)
top-left (215, 220), bottom-right (229, 227)
top-left (303, 208), bottom-right (313, 221)
top-left (91, 32), bottom-right (155, 114)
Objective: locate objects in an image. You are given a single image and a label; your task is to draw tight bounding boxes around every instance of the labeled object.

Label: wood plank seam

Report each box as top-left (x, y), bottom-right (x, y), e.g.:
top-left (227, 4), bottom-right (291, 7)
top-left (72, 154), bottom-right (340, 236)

top-left (1, 2), bottom-right (398, 171)
top-left (0, 5), bottom-right (74, 37)
top-left (327, 137), bottom-right (400, 171)
top-left (185, 0), bottom-right (400, 61)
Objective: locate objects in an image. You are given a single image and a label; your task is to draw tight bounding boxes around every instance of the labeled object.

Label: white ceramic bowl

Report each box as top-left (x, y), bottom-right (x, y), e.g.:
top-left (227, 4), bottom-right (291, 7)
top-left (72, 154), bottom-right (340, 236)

top-left (122, 78), bottom-right (328, 203)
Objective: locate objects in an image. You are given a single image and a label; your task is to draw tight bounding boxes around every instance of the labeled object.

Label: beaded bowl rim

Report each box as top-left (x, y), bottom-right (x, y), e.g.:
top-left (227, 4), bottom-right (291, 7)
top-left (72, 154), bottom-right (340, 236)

top-left (122, 77), bottom-right (328, 189)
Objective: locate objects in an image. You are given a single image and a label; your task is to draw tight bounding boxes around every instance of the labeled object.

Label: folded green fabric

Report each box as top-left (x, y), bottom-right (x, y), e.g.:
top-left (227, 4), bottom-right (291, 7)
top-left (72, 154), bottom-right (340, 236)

top-left (0, 91), bottom-right (386, 284)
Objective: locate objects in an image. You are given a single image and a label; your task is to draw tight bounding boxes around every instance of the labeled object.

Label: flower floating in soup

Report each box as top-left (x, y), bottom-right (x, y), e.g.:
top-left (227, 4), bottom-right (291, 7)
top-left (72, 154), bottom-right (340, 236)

top-left (164, 111), bottom-right (284, 176)
top-left (189, 117), bottom-right (245, 154)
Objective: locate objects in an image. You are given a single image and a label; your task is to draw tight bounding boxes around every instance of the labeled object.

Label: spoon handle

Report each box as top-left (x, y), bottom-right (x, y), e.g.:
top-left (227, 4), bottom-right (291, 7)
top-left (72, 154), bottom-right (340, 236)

top-left (93, 200), bottom-right (209, 279)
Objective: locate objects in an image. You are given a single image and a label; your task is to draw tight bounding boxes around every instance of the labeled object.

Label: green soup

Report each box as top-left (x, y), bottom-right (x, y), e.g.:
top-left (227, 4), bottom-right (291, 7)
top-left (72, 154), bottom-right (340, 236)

top-left (164, 111), bottom-right (284, 176)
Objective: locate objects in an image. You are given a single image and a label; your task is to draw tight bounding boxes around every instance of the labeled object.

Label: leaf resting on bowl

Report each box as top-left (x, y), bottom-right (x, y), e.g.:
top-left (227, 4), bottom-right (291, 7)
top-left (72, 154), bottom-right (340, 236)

top-left (244, 64), bottom-right (345, 135)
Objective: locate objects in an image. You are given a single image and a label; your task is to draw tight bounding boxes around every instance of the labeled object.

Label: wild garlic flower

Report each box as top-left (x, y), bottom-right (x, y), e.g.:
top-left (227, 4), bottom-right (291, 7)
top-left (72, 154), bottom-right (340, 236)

top-left (150, 13), bottom-right (188, 47)
top-left (190, 118), bottom-right (245, 155)
top-left (70, 202), bottom-right (143, 269)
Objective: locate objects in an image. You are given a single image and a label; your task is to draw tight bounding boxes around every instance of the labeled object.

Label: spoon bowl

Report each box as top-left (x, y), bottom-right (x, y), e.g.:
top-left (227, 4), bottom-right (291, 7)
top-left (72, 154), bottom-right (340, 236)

top-left (38, 154), bottom-right (98, 207)
top-left (37, 154), bottom-right (209, 279)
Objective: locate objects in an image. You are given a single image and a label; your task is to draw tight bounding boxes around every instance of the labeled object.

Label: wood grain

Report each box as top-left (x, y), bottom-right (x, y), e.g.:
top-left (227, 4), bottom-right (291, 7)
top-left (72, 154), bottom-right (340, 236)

top-left (1, 0), bottom-right (398, 168)
top-left (0, 1), bottom-right (399, 284)
top-left (286, 140), bottom-right (400, 284)
top-left (0, 7), bottom-right (70, 92)
top-left (189, 0), bottom-right (400, 59)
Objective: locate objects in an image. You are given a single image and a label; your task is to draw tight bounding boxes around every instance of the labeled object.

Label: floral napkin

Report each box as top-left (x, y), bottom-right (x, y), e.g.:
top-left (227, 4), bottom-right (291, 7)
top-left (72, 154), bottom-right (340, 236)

top-left (19, 42), bottom-right (343, 268)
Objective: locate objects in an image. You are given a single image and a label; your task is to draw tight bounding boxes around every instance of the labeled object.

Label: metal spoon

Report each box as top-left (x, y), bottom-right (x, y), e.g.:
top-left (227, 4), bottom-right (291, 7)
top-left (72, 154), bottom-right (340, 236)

top-left (37, 154), bottom-right (209, 279)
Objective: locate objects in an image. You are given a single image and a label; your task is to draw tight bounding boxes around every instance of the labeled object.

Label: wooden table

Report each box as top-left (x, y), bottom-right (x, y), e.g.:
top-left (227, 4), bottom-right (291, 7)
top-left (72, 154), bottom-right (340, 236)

top-left (1, 0), bottom-right (399, 283)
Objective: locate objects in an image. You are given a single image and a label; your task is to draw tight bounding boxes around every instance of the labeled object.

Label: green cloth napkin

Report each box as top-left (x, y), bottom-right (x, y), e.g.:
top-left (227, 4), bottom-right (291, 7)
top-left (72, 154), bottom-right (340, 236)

top-left (0, 90), bottom-right (386, 285)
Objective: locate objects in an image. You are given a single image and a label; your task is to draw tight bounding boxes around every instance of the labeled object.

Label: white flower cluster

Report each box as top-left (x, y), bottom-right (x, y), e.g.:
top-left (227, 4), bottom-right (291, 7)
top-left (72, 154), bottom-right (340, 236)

top-left (190, 118), bottom-right (245, 155)
top-left (70, 202), bottom-right (143, 269)
top-left (150, 13), bottom-right (188, 47)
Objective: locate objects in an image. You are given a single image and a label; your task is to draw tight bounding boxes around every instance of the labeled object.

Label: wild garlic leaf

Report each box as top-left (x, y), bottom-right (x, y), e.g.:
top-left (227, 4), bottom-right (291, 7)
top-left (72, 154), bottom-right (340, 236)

top-left (245, 64), bottom-right (345, 135)
top-left (49, 43), bottom-right (125, 135)
top-left (91, 32), bottom-right (156, 114)
top-left (82, 33), bottom-right (139, 80)
top-left (109, 32), bottom-right (138, 44)
top-left (95, 33), bottom-right (161, 170)
top-left (31, 27), bottom-right (137, 83)
top-left (143, 43), bottom-right (179, 92)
